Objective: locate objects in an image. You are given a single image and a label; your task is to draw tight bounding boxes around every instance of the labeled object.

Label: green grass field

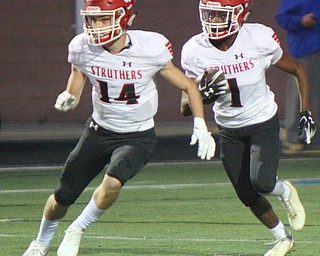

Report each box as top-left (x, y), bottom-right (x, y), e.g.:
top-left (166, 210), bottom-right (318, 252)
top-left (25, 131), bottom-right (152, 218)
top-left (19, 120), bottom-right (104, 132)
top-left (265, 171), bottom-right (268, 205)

top-left (1, 159), bottom-right (319, 255)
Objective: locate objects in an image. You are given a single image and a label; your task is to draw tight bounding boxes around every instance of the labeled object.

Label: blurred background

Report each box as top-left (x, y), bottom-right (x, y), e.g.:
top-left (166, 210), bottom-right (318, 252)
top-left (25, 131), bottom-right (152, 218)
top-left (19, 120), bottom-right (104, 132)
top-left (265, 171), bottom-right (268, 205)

top-left (2, 0), bottom-right (315, 166)
top-left (0, 0), bottom-right (287, 125)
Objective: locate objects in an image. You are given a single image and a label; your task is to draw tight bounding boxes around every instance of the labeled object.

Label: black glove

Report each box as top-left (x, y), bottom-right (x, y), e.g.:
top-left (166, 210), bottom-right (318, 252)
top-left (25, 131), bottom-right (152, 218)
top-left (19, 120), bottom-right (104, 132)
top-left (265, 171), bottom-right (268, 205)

top-left (195, 69), bottom-right (228, 104)
top-left (298, 111), bottom-right (316, 144)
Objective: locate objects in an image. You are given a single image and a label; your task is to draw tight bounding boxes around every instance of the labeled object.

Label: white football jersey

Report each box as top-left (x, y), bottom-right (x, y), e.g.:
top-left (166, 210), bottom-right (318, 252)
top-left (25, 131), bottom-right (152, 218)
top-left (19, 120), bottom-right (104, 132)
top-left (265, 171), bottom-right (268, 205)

top-left (68, 30), bottom-right (173, 132)
top-left (181, 23), bottom-right (283, 128)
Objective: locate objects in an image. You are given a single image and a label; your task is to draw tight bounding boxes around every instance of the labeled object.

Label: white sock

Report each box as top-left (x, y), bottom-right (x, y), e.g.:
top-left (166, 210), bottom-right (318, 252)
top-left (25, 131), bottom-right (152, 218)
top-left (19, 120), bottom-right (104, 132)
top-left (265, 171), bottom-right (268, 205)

top-left (72, 197), bottom-right (105, 230)
top-left (269, 221), bottom-right (289, 240)
top-left (268, 178), bottom-right (291, 198)
top-left (36, 216), bottom-right (60, 246)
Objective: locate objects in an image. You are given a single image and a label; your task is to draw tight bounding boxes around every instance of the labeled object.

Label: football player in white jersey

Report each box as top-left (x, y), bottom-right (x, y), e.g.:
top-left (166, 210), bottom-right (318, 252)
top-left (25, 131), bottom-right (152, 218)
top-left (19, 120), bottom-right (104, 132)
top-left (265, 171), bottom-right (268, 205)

top-left (180, 0), bottom-right (316, 255)
top-left (22, 0), bottom-right (216, 255)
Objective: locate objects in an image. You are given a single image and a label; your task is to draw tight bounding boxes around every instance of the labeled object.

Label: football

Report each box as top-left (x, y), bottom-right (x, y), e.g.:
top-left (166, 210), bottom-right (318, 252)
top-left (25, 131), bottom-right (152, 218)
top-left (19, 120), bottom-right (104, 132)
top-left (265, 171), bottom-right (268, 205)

top-left (195, 68), bottom-right (228, 104)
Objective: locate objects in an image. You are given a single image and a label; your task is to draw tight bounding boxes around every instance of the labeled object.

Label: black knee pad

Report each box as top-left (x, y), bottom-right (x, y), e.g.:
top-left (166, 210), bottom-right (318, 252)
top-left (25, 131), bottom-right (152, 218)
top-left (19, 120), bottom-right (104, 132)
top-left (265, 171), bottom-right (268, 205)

top-left (251, 178), bottom-right (275, 194)
top-left (235, 185), bottom-right (260, 207)
top-left (54, 183), bottom-right (79, 207)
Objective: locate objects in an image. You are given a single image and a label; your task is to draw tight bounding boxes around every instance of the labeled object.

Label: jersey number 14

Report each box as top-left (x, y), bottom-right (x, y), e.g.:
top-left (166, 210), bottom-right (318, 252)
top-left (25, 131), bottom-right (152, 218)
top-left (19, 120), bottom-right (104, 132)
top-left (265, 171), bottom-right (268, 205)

top-left (99, 81), bottom-right (140, 104)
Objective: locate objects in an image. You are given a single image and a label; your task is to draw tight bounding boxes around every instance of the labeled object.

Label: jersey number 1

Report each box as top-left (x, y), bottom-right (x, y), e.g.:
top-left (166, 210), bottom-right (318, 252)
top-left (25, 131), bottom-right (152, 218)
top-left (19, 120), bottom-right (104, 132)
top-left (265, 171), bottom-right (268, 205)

top-left (227, 78), bottom-right (242, 107)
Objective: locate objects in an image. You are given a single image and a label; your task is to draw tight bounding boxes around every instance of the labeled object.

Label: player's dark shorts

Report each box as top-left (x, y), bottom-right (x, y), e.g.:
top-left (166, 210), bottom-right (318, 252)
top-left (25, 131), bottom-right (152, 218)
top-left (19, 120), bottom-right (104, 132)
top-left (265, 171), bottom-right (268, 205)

top-left (218, 114), bottom-right (280, 207)
top-left (54, 117), bottom-right (157, 206)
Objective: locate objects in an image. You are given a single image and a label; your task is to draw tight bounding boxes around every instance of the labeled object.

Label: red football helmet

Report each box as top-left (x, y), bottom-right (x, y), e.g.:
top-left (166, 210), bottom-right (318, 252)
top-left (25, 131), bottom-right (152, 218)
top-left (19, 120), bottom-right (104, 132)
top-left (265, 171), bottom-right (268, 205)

top-left (81, 0), bottom-right (136, 46)
top-left (199, 0), bottom-right (252, 40)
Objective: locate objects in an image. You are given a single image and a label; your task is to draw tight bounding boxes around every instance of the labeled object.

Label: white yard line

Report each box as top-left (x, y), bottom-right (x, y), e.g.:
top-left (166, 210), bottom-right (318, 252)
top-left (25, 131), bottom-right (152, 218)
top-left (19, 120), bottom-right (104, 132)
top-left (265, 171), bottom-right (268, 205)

top-left (0, 233), bottom-right (319, 245)
top-left (0, 182), bottom-right (230, 194)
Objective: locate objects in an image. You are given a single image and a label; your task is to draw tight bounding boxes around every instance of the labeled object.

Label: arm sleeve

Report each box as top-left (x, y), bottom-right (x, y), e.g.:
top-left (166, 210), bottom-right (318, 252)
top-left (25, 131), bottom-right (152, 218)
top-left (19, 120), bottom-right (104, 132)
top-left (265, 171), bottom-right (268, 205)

top-left (155, 35), bottom-right (174, 67)
top-left (260, 26), bottom-right (284, 65)
top-left (67, 37), bottom-right (80, 65)
top-left (68, 41), bottom-right (82, 72)
top-left (181, 42), bottom-right (198, 79)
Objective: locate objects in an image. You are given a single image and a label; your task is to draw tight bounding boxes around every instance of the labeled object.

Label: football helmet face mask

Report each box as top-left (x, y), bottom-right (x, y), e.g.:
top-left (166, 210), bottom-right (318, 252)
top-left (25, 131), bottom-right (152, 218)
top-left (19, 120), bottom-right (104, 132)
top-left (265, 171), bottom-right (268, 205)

top-left (81, 0), bottom-right (136, 46)
top-left (199, 0), bottom-right (251, 40)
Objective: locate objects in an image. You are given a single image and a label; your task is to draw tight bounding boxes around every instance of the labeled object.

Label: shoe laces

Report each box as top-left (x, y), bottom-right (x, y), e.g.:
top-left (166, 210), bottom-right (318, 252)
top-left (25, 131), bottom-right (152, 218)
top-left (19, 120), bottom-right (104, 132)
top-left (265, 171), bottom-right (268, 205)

top-left (280, 197), bottom-right (297, 219)
top-left (265, 237), bottom-right (291, 250)
top-left (64, 227), bottom-right (83, 243)
top-left (29, 241), bottom-right (47, 254)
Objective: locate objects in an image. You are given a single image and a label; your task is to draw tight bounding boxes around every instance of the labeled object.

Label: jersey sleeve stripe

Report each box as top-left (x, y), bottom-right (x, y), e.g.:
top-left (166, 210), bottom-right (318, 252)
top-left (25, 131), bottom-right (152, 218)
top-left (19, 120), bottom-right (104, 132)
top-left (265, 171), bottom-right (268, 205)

top-left (272, 32), bottom-right (280, 44)
top-left (165, 41), bottom-right (173, 56)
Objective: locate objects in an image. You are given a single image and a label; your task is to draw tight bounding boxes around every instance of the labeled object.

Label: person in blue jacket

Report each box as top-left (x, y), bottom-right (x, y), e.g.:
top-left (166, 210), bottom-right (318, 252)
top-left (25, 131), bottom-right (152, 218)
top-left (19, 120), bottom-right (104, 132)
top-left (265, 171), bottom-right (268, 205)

top-left (275, 0), bottom-right (320, 153)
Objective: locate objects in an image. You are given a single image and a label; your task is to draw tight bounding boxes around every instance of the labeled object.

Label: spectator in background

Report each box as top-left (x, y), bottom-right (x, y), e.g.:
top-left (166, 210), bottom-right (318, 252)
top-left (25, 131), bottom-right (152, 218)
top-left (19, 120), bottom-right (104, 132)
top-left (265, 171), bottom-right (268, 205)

top-left (275, 0), bottom-right (320, 153)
